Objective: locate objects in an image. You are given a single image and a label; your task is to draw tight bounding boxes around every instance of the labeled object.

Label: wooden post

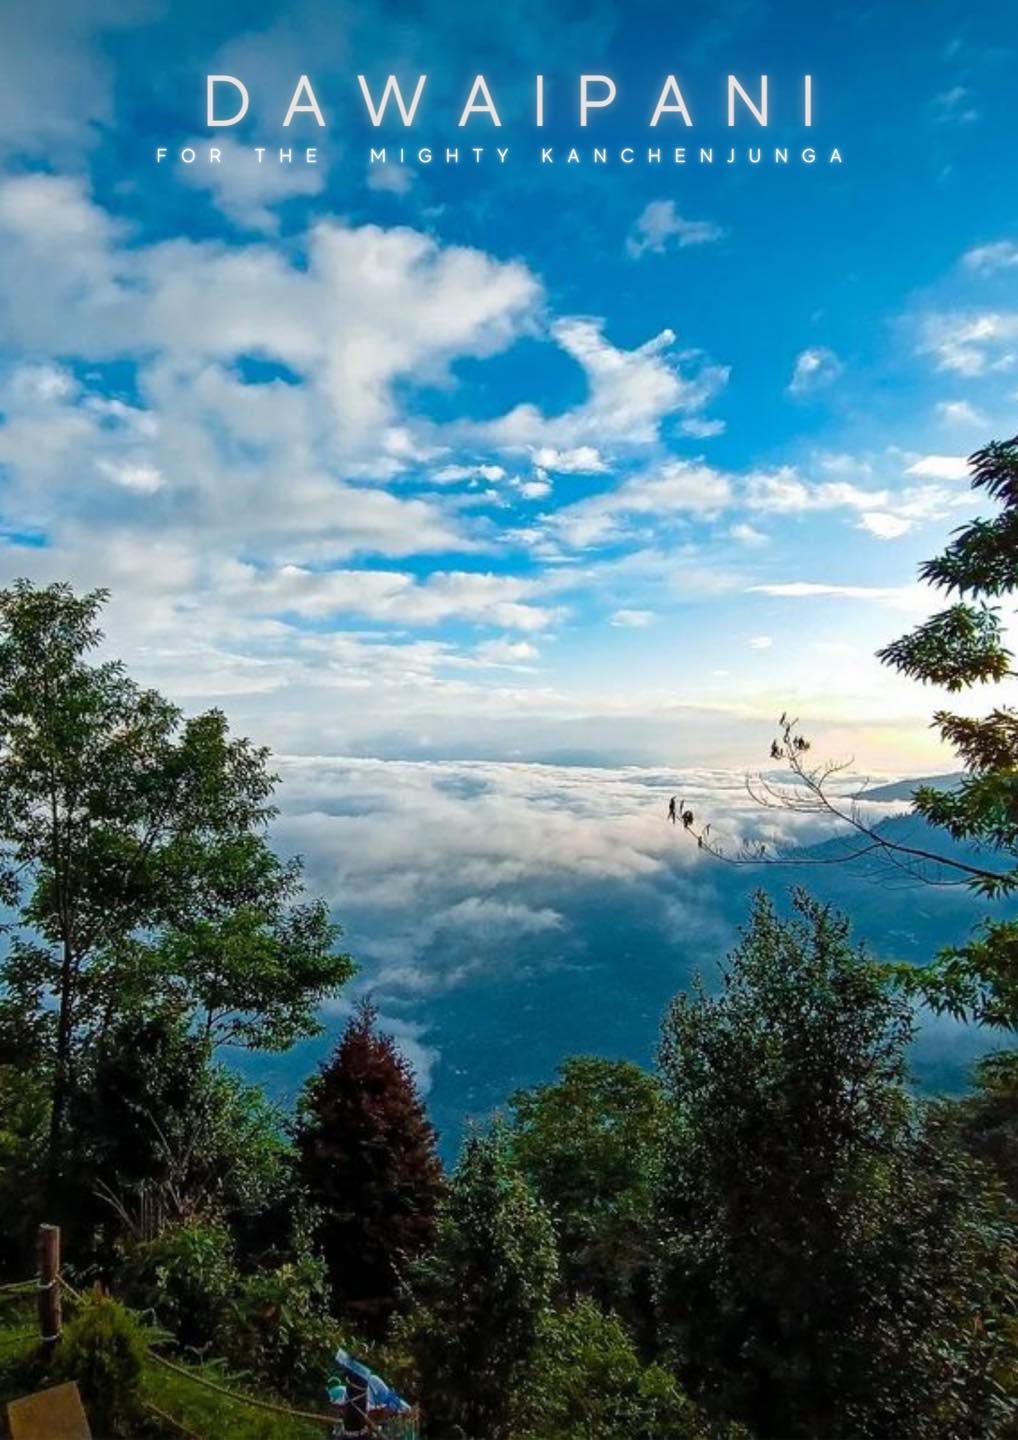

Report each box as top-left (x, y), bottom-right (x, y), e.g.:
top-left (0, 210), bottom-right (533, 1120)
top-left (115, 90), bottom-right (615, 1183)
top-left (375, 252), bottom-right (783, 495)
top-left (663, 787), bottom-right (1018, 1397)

top-left (37, 1225), bottom-right (61, 1349)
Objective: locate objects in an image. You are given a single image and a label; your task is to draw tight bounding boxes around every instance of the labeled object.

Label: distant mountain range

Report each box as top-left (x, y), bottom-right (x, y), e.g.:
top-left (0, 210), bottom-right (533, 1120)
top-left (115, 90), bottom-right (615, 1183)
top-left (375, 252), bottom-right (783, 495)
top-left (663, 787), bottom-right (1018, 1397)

top-left (853, 774), bottom-right (964, 803)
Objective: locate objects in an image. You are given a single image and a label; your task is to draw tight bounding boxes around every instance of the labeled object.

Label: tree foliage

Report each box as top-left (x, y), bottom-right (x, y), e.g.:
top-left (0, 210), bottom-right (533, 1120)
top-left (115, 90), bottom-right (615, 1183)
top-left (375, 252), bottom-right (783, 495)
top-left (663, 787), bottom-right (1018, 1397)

top-left (0, 580), bottom-right (352, 1195)
top-left (510, 1057), bottom-right (664, 1339)
top-left (518, 1299), bottom-right (731, 1440)
top-left (401, 1124), bottom-right (558, 1440)
top-left (296, 1000), bottom-right (444, 1337)
top-left (656, 889), bottom-right (1016, 1439)
top-left (949, 1050), bottom-right (1018, 1205)
top-left (67, 1015), bottom-right (290, 1255)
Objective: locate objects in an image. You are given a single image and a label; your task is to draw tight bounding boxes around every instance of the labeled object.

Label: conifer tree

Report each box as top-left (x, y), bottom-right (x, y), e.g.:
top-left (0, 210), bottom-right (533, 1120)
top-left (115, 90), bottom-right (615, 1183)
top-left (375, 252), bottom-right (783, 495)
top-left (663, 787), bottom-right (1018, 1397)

top-left (295, 1000), bottom-right (443, 1336)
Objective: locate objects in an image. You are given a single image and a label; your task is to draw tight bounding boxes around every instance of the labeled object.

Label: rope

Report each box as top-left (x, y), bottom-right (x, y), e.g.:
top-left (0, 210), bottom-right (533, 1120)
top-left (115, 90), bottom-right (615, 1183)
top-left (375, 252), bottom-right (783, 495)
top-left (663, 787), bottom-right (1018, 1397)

top-left (143, 1399), bottom-right (202, 1439)
top-left (59, 1272), bottom-right (395, 1435)
top-left (148, 1351), bottom-right (339, 1428)
top-left (0, 1278), bottom-right (37, 1295)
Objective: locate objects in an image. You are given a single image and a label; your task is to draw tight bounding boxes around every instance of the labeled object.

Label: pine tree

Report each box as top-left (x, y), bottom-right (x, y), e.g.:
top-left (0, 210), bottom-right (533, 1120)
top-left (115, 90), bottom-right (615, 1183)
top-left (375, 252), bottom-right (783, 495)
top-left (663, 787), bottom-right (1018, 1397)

top-left (295, 1000), bottom-right (443, 1336)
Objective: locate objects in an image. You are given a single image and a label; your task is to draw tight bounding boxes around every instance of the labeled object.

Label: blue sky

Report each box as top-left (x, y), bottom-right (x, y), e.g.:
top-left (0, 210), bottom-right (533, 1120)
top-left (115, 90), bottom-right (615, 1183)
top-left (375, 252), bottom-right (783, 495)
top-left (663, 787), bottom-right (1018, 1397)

top-left (1, 0), bottom-right (1017, 771)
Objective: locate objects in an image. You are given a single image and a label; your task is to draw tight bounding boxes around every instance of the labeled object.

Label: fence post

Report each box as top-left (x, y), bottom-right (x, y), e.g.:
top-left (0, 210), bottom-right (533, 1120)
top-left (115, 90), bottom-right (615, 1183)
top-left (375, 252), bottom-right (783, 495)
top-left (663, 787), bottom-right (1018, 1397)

top-left (37, 1223), bottom-right (62, 1348)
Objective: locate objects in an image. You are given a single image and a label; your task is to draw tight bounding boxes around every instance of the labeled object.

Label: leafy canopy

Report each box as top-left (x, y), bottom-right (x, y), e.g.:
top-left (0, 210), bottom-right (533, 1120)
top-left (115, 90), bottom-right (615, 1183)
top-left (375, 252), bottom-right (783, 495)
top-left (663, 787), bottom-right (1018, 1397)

top-left (0, 580), bottom-right (353, 1191)
top-left (656, 889), bottom-right (1016, 1440)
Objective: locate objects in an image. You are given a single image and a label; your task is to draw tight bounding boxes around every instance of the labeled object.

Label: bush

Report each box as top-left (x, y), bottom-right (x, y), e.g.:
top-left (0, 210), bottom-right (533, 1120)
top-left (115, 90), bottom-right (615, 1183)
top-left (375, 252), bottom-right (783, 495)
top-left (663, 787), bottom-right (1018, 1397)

top-left (118, 1220), bottom-right (238, 1352)
top-left (215, 1248), bottom-right (337, 1400)
top-left (55, 1293), bottom-right (146, 1437)
top-left (519, 1300), bottom-right (722, 1440)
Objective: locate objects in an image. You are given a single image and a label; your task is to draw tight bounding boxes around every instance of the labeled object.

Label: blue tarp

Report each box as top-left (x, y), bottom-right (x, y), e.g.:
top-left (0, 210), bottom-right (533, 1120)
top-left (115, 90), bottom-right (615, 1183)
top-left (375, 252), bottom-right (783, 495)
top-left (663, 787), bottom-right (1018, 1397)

top-left (328, 1348), bottom-right (411, 1415)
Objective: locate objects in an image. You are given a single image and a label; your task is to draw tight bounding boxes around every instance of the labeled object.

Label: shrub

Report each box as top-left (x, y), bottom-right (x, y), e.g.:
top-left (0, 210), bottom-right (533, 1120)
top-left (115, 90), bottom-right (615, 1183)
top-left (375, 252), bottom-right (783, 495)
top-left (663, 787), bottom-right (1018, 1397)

top-left (215, 1248), bottom-right (337, 1400)
top-left (55, 1293), bottom-right (146, 1437)
top-left (118, 1220), bottom-right (238, 1352)
top-left (519, 1300), bottom-right (721, 1440)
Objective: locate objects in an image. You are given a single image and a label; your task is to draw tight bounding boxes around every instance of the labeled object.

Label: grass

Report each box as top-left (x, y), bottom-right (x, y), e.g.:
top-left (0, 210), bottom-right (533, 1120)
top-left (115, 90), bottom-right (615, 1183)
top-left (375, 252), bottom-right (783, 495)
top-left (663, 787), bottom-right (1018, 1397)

top-left (0, 1302), bottom-right (329, 1440)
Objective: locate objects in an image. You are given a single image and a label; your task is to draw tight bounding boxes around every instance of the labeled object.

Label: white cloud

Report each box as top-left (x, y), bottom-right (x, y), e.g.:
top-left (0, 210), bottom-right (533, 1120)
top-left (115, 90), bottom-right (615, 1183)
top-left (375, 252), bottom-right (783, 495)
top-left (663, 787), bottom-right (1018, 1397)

top-left (178, 136), bottom-right (326, 232)
top-left (787, 346), bottom-right (843, 396)
top-left (729, 522), bottom-right (767, 546)
top-left (432, 463), bottom-right (507, 484)
top-left (917, 311), bottom-right (1018, 375)
top-left (0, 0), bottom-right (153, 160)
top-left (367, 165), bottom-right (416, 196)
top-left (626, 200), bottom-right (725, 259)
top-left (97, 459), bottom-right (164, 493)
top-left (745, 467), bottom-right (884, 514)
top-left (548, 460), bottom-right (732, 549)
top-left (932, 85), bottom-right (979, 125)
top-left (0, 174), bottom-right (542, 470)
top-left (905, 454), bottom-right (970, 481)
top-left (859, 511), bottom-right (911, 540)
top-left (610, 609), bottom-right (653, 627)
top-left (219, 563), bottom-right (559, 631)
top-left (532, 445), bottom-right (606, 473)
top-left (477, 318), bottom-right (728, 452)
top-left (680, 416), bottom-right (726, 439)
top-left (513, 476), bottom-right (552, 500)
top-left (475, 638), bottom-right (540, 665)
top-left (936, 400), bottom-right (986, 427)
top-left (748, 635), bottom-right (773, 650)
top-left (962, 240), bottom-right (1018, 273)
top-left (749, 581), bottom-right (930, 609)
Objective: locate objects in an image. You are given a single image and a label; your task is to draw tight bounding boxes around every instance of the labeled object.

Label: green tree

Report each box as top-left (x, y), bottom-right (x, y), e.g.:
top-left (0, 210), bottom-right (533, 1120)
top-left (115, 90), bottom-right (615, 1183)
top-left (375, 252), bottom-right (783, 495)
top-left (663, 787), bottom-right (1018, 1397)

top-left (509, 1057), bottom-right (664, 1340)
top-left (0, 580), bottom-right (353, 1195)
top-left (0, 1062), bottom-right (48, 1274)
top-left (296, 1000), bottom-right (444, 1338)
top-left (401, 1124), bottom-right (557, 1440)
top-left (657, 889), bottom-right (1016, 1440)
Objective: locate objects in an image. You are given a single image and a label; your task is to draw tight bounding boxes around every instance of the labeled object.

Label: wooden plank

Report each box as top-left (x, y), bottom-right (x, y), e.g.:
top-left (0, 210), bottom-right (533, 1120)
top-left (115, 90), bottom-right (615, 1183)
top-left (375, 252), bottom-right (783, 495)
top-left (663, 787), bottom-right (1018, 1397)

top-left (7, 1381), bottom-right (92, 1440)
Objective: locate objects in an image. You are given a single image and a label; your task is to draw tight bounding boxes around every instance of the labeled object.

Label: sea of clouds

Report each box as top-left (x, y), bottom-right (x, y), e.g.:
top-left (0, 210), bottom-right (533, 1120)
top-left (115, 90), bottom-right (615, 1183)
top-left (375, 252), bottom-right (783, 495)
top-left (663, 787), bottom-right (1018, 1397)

top-left (226, 755), bottom-right (1000, 1150)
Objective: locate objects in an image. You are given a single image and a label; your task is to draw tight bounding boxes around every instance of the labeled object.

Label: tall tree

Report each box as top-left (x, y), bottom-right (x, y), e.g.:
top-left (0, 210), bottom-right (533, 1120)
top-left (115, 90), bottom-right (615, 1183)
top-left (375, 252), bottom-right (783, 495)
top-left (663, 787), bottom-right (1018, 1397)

top-left (684, 433), bottom-right (1018, 1029)
top-left (656, 889), bottom-right (1015, 1440)
top-left (295, 1000), bottom-right (443, 1336)
top-left (510, 1057), bottom-right (664, 1341)
top-left (403, 1124), bottom-right (558, 1440)
top-left (0, 580), bottom-right (353, 1196)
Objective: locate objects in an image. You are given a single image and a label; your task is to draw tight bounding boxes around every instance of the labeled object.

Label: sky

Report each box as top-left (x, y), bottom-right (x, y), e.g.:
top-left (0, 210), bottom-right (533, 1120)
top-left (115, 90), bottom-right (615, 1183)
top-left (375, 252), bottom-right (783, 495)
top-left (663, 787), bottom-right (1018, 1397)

top-left (1, 0), bottom-right (1017, 1122)
top-left (0, 0), bottom-right (1017, 774)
